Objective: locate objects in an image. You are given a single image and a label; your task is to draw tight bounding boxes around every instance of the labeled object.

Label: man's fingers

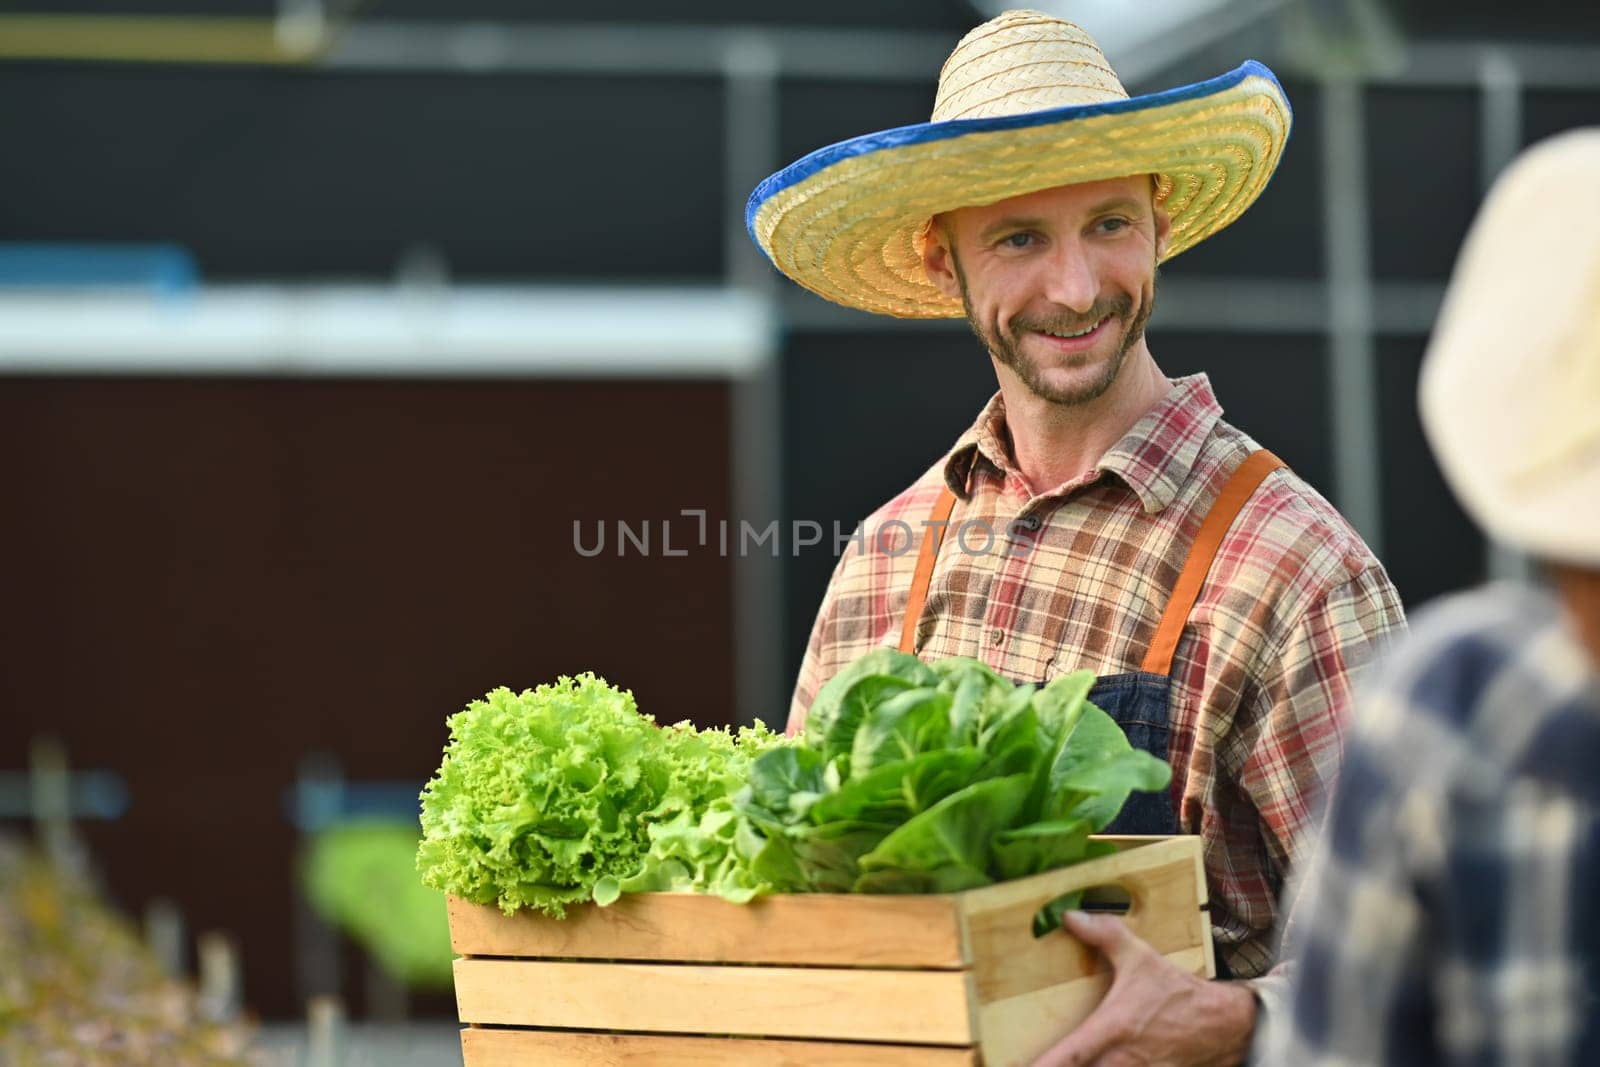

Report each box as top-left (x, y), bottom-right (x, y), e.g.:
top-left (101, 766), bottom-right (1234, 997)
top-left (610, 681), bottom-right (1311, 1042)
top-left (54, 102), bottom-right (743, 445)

top-left (1060, 910), bottom-right (1146, 971)
top-left (1031, 916), bottom-right (1141, 1066)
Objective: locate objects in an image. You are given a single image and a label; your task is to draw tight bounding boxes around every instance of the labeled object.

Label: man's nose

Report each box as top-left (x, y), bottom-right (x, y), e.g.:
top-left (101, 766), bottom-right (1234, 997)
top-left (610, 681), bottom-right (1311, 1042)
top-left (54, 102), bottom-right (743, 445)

top-left (1041, 239), bottom-right (1098, 313)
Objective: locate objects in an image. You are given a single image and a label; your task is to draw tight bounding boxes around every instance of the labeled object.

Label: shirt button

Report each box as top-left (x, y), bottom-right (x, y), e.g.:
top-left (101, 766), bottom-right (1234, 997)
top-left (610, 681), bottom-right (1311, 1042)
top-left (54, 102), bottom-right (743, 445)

top-left (989, 628), bottom-right (1004, 646)
top-left (1017, 514), bottom-right (1042, 531)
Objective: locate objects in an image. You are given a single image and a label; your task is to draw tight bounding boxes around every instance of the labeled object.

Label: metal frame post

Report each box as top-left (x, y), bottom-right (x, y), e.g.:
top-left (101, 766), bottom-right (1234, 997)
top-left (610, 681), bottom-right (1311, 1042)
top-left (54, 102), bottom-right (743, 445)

top-left (1320, 74), bottom-right (1385, 555)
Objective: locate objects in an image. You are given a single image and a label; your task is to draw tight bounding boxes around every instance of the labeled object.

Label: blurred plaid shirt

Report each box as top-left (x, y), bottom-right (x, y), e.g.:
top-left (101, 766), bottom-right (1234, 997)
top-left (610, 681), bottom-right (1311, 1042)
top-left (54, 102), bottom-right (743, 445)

top-left (1259, 583), bottom-right (1600, 1065)
top-left (790, 374), bottom-right (1406, 987)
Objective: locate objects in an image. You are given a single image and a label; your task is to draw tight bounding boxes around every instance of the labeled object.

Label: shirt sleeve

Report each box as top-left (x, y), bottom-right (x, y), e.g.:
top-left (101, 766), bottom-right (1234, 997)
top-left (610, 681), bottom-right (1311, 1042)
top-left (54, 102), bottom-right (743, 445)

top-left (1240, 562), bottom-right (1407, 905)
top-left (1213, 562), bottom-right (1405, 984)
top-left (1243, 966), bottom-right (1295, 1058)
top-left (1252, 730), bottom-right (1434, 1064)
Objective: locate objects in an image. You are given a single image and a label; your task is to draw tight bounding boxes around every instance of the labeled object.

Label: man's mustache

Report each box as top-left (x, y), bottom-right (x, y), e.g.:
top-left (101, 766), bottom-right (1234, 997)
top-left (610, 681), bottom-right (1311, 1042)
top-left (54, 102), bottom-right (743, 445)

top-left (1012, 294), bottom-right (1134, 337)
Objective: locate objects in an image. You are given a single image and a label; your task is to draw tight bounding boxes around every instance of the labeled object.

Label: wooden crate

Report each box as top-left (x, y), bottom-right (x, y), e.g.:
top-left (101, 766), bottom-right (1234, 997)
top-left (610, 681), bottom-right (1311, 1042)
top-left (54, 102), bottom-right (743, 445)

top-left (449, 835), bottom-right (1212, 1067)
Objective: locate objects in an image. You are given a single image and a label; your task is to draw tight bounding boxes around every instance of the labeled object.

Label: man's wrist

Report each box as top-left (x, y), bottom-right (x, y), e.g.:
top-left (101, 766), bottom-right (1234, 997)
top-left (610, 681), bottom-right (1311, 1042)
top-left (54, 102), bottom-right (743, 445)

top-left (1203, 978), bottom-right (1259, 1066)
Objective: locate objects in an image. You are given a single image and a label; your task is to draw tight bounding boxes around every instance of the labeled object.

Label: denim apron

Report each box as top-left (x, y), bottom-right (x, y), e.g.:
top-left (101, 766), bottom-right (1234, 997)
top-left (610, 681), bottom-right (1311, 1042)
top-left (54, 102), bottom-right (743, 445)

top-left (896, 454), bottom-right (1285, 838)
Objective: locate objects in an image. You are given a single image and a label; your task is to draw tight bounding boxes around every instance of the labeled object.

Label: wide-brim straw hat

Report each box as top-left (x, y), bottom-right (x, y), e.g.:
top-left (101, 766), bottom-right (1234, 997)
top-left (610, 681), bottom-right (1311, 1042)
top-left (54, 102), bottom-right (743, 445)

top-left (1420, 128), bottom-right (1600, 568)
top-left (746, 9), bottom-right (1292, 319)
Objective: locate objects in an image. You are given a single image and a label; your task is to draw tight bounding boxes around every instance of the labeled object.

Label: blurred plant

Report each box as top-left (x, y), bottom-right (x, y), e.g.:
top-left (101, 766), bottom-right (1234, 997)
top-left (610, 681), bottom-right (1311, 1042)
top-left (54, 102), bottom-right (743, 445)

top-left (0, 833), bottom-right (258, 1065)
top-left (301, 821), bottom-right (454, 990)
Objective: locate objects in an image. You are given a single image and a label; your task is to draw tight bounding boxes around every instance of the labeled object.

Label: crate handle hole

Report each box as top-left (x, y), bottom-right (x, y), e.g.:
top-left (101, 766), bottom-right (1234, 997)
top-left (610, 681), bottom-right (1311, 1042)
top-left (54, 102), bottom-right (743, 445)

top-left (1031, 882), bottom-right (1134, 938)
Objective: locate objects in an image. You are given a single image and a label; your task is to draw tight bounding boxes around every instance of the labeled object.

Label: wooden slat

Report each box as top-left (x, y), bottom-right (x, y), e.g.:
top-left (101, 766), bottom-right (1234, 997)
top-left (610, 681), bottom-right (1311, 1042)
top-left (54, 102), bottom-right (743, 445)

top-left (460, 1028), bottom-right (980, 1066)
top-left (1090, 835), bottom-right (1171, 849)
top-left (448, 836), bottom-right (1213, 1065)
top-left (453, 959), bottom-right (977, 1045)
top-left (448, 891), bottom-right (967, 967)
top-left (1093, 834), bottom-right (1211, 907)
top-left (960, 837), bottom-right (1210, 1003)
top-left (954, 837), bottom-right (1198, 919)
top-left (974, 945), bottom-right (1210, 1067)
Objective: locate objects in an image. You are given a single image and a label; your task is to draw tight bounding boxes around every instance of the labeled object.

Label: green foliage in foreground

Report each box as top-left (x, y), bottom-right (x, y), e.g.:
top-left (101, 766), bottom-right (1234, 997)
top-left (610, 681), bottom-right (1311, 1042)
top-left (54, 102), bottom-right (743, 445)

top-left (415, 656), bottom-right (1168, 930)
top-left (416, 676), bottom-right (784, 917)
top-left (730, 651), bottom-right (1171, 929)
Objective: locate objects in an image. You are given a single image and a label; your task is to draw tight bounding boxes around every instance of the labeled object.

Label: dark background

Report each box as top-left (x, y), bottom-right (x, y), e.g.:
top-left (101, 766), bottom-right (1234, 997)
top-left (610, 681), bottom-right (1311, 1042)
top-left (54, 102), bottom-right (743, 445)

top-left (1, 0), bottom-right (1596, 1020)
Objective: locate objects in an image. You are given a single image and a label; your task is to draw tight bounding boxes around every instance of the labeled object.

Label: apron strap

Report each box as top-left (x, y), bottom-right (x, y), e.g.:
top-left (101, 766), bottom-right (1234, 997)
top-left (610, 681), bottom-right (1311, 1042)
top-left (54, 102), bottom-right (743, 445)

top-left (896, 449), bottom-right (1286, 667)
top-left (1139, 449), bottom-right (1285, 675)
top-left (898, 489), bottom-right (959, 654)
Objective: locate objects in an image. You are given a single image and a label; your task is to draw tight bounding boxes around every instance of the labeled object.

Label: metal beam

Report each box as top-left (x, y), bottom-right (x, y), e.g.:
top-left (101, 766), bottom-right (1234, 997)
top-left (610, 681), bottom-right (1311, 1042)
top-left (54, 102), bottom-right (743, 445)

top-left (324, 20), bottom-right (952, 82)
top-left (326, 21), bottom-right (1600, 91)
top-left (0, 285), bottom-right (776, 378)
top-left (4, 14), bottom-right (1600, 91)
top-left (1386, 40), bottom-right (1600, 90)
top-left (721, 35), bottom-right (789, 726)
top-left (1321, 75), bottom-right (1385, 554)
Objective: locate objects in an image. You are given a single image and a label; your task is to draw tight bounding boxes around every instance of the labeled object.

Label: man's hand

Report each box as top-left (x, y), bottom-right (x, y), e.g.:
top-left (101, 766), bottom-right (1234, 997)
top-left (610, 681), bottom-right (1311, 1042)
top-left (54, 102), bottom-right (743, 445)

top-left (1030, 911), bottom-right (1257, 1067)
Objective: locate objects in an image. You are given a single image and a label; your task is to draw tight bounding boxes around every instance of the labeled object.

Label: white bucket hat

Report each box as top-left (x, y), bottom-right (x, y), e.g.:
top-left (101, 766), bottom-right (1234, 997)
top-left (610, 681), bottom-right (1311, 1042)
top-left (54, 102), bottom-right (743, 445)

top-left (1420, 128), bottom-right (1600, 567)
top-left (746, 9), bottom-right (1292, 318)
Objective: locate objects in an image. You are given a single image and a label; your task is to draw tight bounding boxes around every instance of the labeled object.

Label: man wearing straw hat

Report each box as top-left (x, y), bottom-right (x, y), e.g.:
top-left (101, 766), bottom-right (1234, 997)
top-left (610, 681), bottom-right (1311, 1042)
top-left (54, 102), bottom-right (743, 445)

top-left (752, 9), bottom-right (1406, 1063)
top-left (1261, 129), bottom-right (1600, 1065)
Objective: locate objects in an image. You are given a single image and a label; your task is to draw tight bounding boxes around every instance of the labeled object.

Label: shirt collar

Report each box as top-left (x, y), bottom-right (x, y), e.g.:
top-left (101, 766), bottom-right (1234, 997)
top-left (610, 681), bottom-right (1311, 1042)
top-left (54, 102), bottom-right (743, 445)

top-left (943, 390), bottom-right (1013, 498)
top-left (942, 373), bottom-right (1225, 514)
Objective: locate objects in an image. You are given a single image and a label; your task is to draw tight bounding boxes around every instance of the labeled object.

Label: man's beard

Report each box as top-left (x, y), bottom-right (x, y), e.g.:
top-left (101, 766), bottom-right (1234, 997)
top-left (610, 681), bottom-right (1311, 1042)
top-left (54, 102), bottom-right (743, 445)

top-left (954, 260), bottom-right (1156, 407)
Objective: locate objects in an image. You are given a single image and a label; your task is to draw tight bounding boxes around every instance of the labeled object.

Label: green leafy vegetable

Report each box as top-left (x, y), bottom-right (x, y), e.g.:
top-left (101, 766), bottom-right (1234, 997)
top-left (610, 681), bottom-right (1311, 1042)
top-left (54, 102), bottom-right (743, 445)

top-left (418, 654), bottom-right (1168, 924)
top-left (417, 676), bottom-right (784, 916)
top-left (618, 722), bottom-right (788, 904)
top-left (731, 652), bottom-right (1171, 926)
top-left (855, 773), bottom-right (1033, 892)
top-left (850, 686), bottom-right (952, 777)
top-left (1039, 702), bottom-right (1173, 829)
top-left (304, 821), bottom-right (454, 989)
top-left (806, 649), bottom-right (939, 761)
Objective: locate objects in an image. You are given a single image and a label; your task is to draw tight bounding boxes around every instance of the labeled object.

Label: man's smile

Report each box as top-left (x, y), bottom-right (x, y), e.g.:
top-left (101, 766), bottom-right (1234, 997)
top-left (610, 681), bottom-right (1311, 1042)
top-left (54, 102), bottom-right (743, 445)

top-left (1029, 314), bottom-right (1112, 354)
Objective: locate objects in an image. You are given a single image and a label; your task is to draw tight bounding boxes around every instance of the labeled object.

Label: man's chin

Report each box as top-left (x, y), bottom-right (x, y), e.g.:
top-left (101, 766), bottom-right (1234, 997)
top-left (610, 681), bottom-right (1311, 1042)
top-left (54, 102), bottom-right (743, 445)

top-left (1015, 342), bottom-right (1127, 405)
top-left (1024, 375), bottom-right (1117, 407)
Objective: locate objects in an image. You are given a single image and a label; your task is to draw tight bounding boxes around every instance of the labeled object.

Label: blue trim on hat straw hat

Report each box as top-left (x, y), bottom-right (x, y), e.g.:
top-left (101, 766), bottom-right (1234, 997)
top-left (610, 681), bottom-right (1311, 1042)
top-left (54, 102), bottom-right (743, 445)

top-left (744, 59), bottom-right (1289, 255)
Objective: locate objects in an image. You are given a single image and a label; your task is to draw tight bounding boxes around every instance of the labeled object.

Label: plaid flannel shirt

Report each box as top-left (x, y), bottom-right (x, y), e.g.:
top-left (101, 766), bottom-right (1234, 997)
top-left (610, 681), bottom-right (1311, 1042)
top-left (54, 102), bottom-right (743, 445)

top-left (1259, 582), bottom-right (1600, 1065)
top-left (790, 373), bottom-right (1406, 986)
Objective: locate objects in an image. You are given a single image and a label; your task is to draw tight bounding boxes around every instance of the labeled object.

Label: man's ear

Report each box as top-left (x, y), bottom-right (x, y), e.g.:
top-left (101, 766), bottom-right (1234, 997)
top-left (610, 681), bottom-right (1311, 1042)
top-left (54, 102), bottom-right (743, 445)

top-left (921, 216), bottom-right (963, 299)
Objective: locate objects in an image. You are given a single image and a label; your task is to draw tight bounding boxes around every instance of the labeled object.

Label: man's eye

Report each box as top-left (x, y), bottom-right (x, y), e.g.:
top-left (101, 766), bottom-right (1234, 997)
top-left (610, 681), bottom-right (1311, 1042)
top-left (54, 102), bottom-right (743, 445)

top-left (1001, 232), bottom-right (1034, 249)
top-left (1098, 217), bottom-right (1129, 234)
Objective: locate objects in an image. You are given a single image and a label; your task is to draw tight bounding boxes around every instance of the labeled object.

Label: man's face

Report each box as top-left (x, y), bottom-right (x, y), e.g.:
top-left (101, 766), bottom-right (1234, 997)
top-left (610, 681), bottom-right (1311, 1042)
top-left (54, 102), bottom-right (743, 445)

top-left (925, 176), bottom-right (1170, 407)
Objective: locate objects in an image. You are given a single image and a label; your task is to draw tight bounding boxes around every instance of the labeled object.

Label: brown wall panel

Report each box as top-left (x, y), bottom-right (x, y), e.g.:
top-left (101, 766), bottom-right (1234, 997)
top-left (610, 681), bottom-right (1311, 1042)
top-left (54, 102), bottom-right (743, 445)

top-left (0, 376), bottom-right (735, 1018)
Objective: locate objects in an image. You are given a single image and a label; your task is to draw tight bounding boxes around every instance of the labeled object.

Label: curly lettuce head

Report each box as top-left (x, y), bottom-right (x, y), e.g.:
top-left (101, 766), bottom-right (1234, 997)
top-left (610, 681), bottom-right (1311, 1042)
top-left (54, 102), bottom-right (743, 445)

top-left (416, 676), bottom-right (660, 917)
top-left (615, 721), bottom-right (787, 904)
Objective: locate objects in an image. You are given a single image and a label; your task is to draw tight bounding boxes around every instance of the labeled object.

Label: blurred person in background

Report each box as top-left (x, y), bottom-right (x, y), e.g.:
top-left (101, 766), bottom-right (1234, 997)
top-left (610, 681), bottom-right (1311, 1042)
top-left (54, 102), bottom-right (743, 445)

top-left (751, 9), bottom-right (1405, 1064)
top-left (1259, 128), bottom-right (1600, 1064)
